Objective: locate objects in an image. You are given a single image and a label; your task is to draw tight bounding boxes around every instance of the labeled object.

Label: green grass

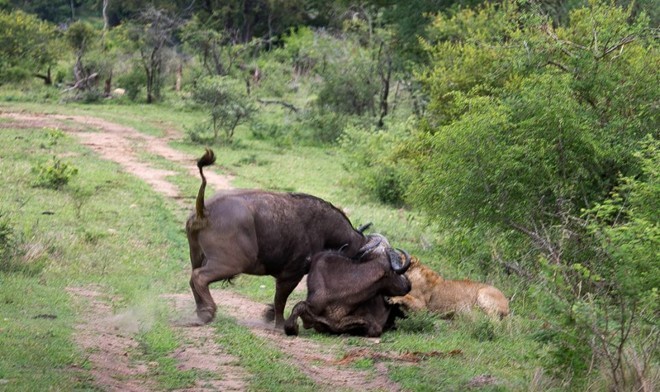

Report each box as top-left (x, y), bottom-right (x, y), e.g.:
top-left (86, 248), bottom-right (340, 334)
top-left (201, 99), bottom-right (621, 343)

top-left (212, 314), bottom-right (318, 391)
top-left (0, 276), bottom-right (87, 390)
top-left (135, 320), bottom-right (198, 389)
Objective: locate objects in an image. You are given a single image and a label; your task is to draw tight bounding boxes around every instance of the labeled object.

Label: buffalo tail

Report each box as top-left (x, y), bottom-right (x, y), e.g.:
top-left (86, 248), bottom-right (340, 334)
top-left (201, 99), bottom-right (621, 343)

top-left (195, 148), bottom-right (216, 220)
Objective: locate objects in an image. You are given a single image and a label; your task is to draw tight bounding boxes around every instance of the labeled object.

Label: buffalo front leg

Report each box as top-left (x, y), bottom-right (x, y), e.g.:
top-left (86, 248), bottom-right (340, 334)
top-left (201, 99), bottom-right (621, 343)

top-left (273, 276), bottom-right (303, 328)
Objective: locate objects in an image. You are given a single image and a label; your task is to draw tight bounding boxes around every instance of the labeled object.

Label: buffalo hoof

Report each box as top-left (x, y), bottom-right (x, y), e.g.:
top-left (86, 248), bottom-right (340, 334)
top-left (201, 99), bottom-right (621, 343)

top-left (261, 304), bottom-right (275, 322)
top-left (195, 308), bottom-right (215, 325)
top-left (284, 322), bottom-right (299, 336)
top-left (182, 316), bottom-right (206, 327)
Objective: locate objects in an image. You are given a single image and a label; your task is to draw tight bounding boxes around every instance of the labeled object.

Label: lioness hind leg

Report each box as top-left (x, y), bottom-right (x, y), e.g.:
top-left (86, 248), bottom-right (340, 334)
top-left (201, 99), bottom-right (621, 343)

top-left (476, 286), bottom-right (509, 319)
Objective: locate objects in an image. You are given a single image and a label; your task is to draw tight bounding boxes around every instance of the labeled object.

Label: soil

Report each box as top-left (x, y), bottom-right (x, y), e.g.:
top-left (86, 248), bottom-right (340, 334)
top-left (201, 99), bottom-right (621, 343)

top-left (0, 110), bottom-right (405, 391)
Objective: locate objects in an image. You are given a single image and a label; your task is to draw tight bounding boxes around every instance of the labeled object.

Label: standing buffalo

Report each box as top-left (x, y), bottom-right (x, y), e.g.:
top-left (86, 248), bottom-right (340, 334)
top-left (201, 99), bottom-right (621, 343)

top-left (186, 149), bottom-right (381, 327)
top-left (284, 236), bottom-right (412, 337)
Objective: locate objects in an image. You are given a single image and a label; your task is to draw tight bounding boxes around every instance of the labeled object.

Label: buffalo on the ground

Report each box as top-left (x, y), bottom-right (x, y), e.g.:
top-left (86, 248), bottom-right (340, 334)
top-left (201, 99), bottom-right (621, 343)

top-left (186, 149), bottom-right (382, 327)
top-left (284, 236), bottom-right (411, 337)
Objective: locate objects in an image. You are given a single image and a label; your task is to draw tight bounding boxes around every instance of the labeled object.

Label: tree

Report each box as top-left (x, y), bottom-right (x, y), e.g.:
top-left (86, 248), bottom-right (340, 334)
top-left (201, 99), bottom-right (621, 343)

top-left (410, 1), bottom-right (656, 228)
top-left (181, 15), bottom-right (254, 77)
top-left (128, 7), bottom-right (181, 103)
top-left (1, 0), bottom-right (94, 23)
top-left (65, 20), bottom-right (97, 90)
top-left (190, 76), bottom-right (255, 143)
top-left (403, 1), bottom-right (658, 388)
top-left (0, 10), bottom-right (62, 84)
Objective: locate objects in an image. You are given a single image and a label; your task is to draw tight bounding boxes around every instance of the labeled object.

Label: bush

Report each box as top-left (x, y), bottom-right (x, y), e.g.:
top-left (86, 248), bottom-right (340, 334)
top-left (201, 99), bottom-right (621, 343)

top-left (0, 212), bottom-right (14, 262)
top-left (32, 156), bottom-right (79, 189)
top-left (340, 123), bottom-right (412, 206)
top-left (316, 48), bottom-right (378, 117)
top-left (188, 76), bottom-right (255, 143)
top-left (0, 212), bottom-right (44, 276)
top-left (294, 108), bottom-right (349, 145)
top-left (116, 67), bottom-right (146, 101)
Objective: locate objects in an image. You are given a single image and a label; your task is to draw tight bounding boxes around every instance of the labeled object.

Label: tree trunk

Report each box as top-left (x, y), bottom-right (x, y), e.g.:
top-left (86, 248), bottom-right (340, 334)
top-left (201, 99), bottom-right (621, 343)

top-left (104, 70), bottom-right (112, 96)
top-left (175, 63), bottom-right (182, 92)
top-left (145, 67), bottom-right (153, 103)
top-left (102, 0), bottom-right (109, 30)
top-left (35, 66), bottom-right (52, 85)
top-left (377, 53), bottom-right (392, 128)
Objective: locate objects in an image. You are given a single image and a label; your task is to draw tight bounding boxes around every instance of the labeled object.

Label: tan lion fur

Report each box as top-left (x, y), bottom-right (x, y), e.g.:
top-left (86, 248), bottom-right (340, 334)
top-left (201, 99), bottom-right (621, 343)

top-left (390, 257), bottom-right (509, 319)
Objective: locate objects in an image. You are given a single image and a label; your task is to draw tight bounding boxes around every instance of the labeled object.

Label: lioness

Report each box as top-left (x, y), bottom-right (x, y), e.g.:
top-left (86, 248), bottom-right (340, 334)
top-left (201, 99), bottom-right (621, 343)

top-left (389, 257), bottom-right (509, 319)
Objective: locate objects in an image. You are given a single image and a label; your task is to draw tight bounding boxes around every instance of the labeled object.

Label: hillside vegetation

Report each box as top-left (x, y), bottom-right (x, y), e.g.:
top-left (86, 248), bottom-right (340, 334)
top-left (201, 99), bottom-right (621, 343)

top-left (0, 0), bottom-right (658, 390)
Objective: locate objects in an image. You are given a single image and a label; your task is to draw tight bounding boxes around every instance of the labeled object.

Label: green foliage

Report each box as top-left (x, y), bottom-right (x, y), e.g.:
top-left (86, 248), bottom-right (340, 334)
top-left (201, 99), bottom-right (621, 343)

top-left (0, 10), bottom-right (62, 84)
top-left (340, 123), bottom-right (412, 205)
top-left (402, 2), bottom-right (659, 388)
top-left (32, 156), bottom-right (79, 189)
top-left (317, 52), bottom-right (379, 116)
top-left (116, 65), bottom-right (146, 101)
top-left (294, 108), bottom-right (350, 145)
top-left (188, 75), bottom-right (255, 143)
top-left (65, 20), bottom-right (96, 53)
top-left (279, 26), bottom-right (329, 76)
top-left (586, 136), bottom-right (659, 303)
top-left (410, 0), bottom-right (657, 233)
top-left (0, 211), bottom-right (18, 268)
top-left (2, 0), bottom-right (97, 23)
top-left (126, 7), bottom-right (181, 103)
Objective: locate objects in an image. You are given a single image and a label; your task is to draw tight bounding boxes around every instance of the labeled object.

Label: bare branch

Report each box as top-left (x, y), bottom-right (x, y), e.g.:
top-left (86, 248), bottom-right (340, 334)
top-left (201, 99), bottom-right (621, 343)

top-left (598, 34), bottom-right (636, 59)
top-left (546, 60), bottom-right (571, 73)
top-left (256, 98), bottom-right (299, 113)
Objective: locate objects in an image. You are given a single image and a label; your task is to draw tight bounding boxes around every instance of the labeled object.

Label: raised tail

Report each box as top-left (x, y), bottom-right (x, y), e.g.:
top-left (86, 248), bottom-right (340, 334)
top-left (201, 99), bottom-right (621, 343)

top-left (195, 148), bottom-right (216, 220)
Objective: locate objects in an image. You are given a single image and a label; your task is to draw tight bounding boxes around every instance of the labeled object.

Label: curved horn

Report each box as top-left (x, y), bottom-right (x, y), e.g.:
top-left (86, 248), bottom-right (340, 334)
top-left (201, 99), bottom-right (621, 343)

top-left (387, 248), bottom-right (411, 274)
top-left (356, 222), bottom-right (373, 234)
top-left (396, 248), bottom-right (411, 274)
top-left (356, 235), bottom-right (382, 259)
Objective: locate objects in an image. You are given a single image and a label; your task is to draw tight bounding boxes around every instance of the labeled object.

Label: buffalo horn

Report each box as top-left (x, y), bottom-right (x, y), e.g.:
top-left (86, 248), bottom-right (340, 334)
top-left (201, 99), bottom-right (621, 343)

top-left (356, 235), bottom-right (382, 259)
top-left (388, 248), bottom-right (411, 274)
top-left (357, 222), bottom-right (373, 234)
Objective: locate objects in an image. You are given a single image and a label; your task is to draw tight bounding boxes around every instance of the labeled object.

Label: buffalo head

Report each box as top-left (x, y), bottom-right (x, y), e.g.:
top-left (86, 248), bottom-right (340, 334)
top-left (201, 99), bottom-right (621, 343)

top-left (356, 233), bottom-right (412, 275)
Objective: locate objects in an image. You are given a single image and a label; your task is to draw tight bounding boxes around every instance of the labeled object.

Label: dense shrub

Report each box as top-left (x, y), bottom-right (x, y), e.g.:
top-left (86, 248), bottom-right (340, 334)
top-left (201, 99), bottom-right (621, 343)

top-left (32, 157), bottom-right (79, 189)
top-left (316, 53), bottom-right (378, 116)
top-left (403, 2), bottom-right (658, 389)
top-left (340, 123), bottom-right (412, 206)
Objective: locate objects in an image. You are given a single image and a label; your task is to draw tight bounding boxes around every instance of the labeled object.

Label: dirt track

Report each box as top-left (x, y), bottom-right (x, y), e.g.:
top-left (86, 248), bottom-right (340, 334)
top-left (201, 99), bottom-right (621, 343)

top-left (0, 110), bottom-right (402, 391)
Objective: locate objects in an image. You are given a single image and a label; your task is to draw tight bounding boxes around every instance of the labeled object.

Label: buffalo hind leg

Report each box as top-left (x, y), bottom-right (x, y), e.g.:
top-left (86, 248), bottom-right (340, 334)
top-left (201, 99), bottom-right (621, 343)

top-left (190, 261), bottom-right (238, 325)
top-left (273, 276), bottom-right (303, 328)
top-left (284, 301), bottom-right (308, 336)
top-left (188, 237), bottom-right (205, 311)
